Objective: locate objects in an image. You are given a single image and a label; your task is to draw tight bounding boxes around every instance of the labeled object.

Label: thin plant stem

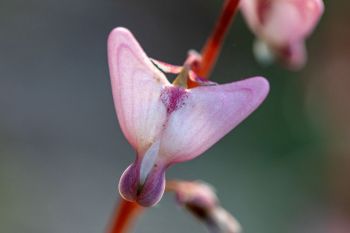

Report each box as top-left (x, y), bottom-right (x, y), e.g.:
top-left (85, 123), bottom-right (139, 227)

top-left (195, 0), bottom-right (240, 79)
top-left (107, 198), bottom-right (143, 233)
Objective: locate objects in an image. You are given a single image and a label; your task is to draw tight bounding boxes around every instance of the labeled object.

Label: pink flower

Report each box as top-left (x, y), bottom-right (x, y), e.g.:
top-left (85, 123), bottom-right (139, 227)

top-left (240, 0), bottom-right (324, 70)
top-left (107, 27), bottom-right (269, 206)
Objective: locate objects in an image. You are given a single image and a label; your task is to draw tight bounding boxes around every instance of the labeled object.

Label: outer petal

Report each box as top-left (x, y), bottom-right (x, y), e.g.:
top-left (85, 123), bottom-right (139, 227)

top-left (159, 77), bottom-right (269, 163)
top-left (108, 28), bottom-right (170, 154)
top-left (292, 0), bottom-right (324, 38)
top-left (262, 0), bottom-right (305, 46)
top-left (262, 0), bottom-right (323, 46)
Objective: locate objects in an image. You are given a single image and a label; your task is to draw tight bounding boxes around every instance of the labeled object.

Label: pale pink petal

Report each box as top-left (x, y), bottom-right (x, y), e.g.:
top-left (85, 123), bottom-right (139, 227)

top-left (108, 27), bottom-right (170, 154)
top-left (261, 0), bottom-right (323, 46)
top-left (262, 1), bottom-right (304, 46)
top-left (242, 0), bottom-right (324, 46)
top-left (292, 0), bottom-right (324, 38)
top-left (159, 77), bottom-right (269, 163)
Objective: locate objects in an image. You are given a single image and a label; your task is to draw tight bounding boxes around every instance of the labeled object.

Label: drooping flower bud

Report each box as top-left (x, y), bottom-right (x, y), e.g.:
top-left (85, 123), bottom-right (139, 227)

top-left (240, 0), bottom-right (324, 70)
top-left (167, 180), bottom-right (242, 233)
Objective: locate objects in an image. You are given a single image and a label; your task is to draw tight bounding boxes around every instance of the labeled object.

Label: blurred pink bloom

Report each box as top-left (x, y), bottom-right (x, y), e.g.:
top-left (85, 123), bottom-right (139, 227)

top-left (240, 0), bottom-right (324, 70)
top-left (167, 180), bottom-right (242, 233)
top-left (107, 27), bottom-right (269, 206)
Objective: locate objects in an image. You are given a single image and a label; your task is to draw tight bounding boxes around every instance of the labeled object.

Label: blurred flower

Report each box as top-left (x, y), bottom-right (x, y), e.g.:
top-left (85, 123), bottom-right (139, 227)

top-left (167, 180), bottom-right (241, 233)
top-left (107, 27), bottom-right (269, 207)
top-left (240, 0), bottom-right (324, 70)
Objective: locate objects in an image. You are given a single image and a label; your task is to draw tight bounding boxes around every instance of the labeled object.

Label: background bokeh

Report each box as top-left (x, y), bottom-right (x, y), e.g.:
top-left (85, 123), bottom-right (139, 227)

top-left (1, 0), bottom-right (349, 232)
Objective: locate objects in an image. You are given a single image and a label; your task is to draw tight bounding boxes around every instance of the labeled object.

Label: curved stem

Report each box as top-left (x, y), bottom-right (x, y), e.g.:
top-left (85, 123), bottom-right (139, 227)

top-left (107, 198), bottom-right (144, 233)
top-left (195, 0), bottom-right (241, 79)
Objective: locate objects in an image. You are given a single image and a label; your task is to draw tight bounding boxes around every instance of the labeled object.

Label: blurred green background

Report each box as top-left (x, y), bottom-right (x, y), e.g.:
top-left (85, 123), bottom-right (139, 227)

top-left (1, 0), bottom-right (349, 232)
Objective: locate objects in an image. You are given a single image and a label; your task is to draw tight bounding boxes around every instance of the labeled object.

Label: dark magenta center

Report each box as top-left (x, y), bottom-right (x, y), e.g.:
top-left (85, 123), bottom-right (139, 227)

top-left (160, 86), bottom-right (188, 114)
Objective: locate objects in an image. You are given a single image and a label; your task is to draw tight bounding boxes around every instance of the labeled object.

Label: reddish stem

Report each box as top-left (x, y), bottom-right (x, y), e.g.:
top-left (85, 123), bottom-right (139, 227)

top-left (107, 198), bottom-right (144, 233)
top-left (194, 0), bottom-right (240, 79)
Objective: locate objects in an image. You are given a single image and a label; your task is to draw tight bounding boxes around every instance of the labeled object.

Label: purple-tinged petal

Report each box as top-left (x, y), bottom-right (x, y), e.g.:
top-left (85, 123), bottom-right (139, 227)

top-left (118, 156), bottom-right (166, 207)
top-left (159, 77), bottom-right (269, 163)
top-left (108, 28), bottom-right (170, 154)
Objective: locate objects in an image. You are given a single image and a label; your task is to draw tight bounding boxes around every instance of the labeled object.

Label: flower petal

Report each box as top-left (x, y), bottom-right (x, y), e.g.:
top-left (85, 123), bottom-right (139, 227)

top-left (108, 27), bottom-right (170, 154)
top-left (159, 77), bottom-right (269, 163)
top-left (241, 0), bottom-right (324, 46)
top-left (262, 1), bottom-right (304, 46)
top-left (118, 157), bottom-right (166, 207)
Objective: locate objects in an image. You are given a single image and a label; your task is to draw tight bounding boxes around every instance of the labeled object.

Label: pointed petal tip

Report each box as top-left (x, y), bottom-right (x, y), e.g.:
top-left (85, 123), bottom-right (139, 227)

top-left (107, 27), bottom-right (134, 50)
top-left (240, 76), bottom-right (270, 102)
top-left (108, 27), bottom-right (131, 40)
top-left (247, 76), bottom-right (269, 89)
